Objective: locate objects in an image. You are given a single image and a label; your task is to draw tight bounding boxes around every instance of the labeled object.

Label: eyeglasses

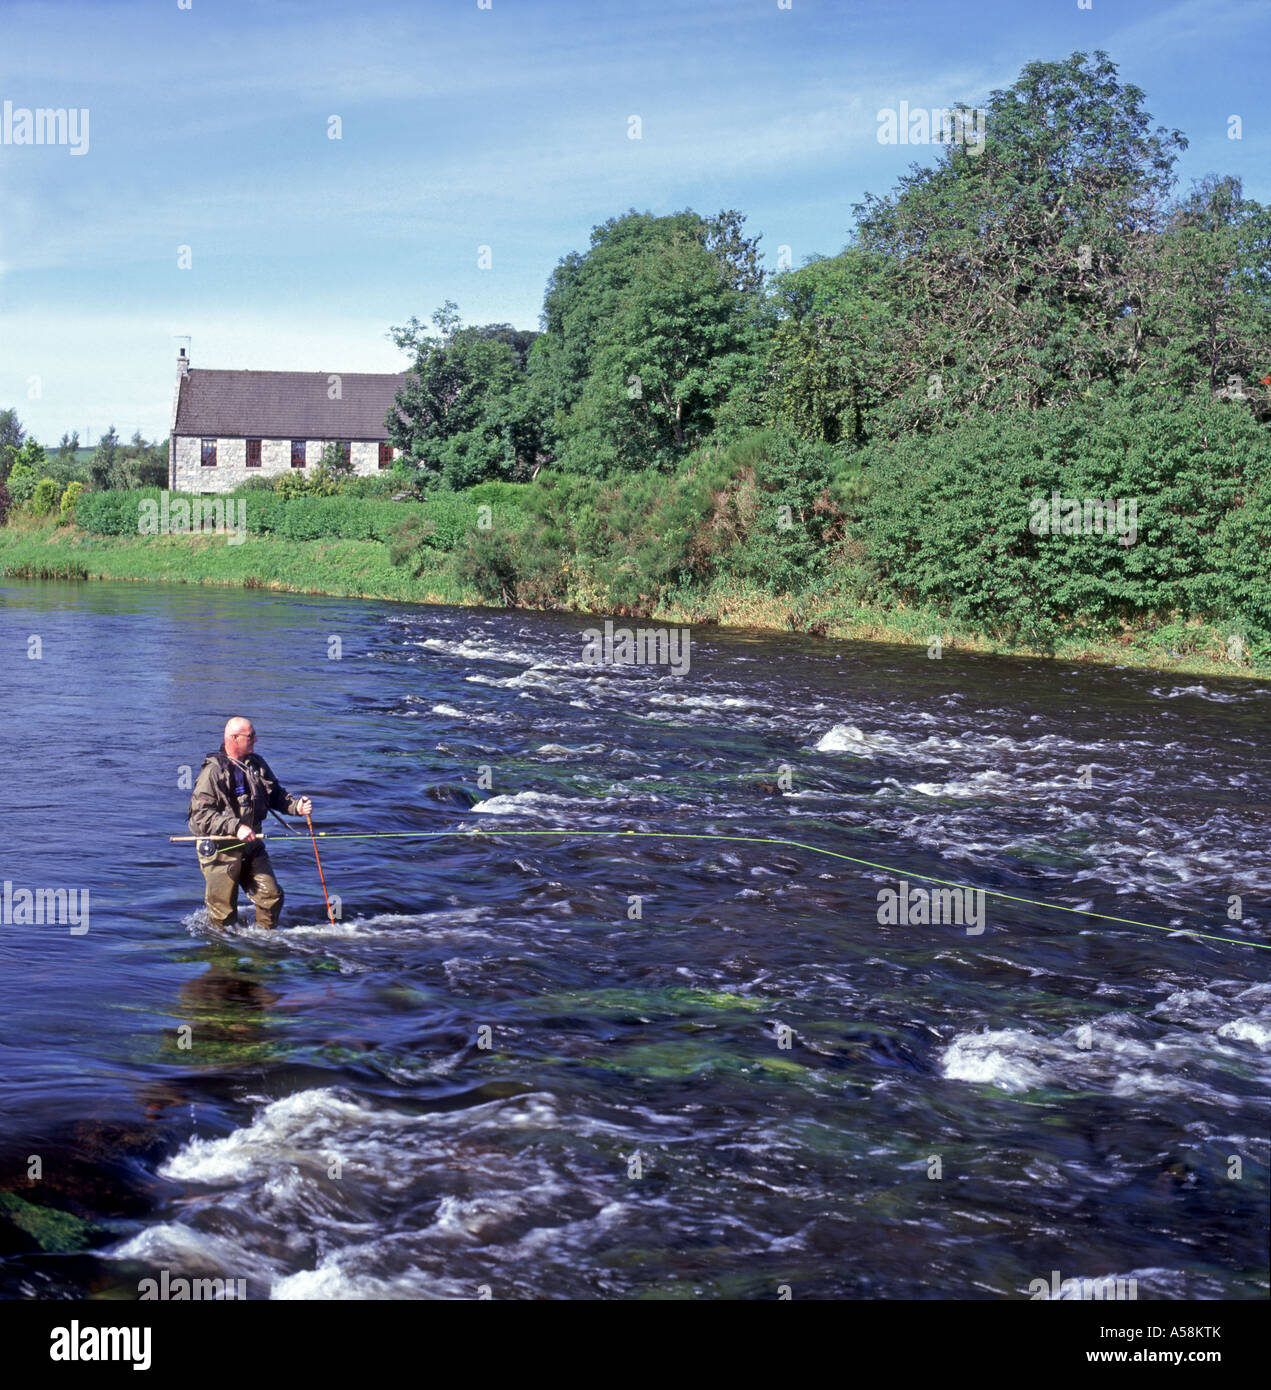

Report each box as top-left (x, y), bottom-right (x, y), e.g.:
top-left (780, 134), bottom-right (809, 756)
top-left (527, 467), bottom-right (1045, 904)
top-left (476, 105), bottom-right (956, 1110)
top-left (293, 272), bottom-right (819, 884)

top-left (233, 732), bottom-right (258, 740)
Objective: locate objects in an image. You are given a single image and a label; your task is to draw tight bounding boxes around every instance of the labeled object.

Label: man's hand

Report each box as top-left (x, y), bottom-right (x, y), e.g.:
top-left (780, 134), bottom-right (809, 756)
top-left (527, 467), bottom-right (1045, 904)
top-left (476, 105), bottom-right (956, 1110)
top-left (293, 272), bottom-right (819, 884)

top-left (295, 797), bottom-right (313, 816)
top-left (236, 823), bottom-right (256, 841)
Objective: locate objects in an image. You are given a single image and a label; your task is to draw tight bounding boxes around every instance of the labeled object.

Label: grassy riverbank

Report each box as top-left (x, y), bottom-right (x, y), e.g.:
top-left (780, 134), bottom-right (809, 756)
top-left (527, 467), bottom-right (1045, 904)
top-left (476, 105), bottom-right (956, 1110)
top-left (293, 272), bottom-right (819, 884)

top-left (2, 516), bottom-right (1265, 680)
top-left (0, 516), bottom-right (476, 605)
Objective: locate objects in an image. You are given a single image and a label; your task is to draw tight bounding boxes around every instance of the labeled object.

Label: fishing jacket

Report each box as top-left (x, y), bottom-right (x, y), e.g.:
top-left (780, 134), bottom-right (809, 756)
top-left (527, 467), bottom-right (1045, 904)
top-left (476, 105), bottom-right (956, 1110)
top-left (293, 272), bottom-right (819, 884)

top-left (188, 748), bottom-right (304, 840)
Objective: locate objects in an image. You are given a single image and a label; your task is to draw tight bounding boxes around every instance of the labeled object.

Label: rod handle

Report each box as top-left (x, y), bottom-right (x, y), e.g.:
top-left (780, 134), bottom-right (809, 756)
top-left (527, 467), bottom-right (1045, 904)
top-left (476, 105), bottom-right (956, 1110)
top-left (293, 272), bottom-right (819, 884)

top-left (168, 834), bottom-right (266, 843)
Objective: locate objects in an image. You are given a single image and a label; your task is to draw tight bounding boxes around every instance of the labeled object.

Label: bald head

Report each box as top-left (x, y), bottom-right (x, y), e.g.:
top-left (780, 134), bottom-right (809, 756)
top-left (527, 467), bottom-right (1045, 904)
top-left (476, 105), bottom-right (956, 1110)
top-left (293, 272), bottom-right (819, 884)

top-left (223, 716), bottom-right (258, 759)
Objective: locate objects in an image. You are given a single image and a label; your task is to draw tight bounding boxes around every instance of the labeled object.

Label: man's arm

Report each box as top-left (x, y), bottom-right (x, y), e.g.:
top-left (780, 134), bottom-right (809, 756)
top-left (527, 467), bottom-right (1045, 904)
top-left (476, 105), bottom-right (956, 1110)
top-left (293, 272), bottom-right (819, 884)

top-left (260, 759), bottom-right (311, 817)
top-left (188, 764), bottom-right (241, 837)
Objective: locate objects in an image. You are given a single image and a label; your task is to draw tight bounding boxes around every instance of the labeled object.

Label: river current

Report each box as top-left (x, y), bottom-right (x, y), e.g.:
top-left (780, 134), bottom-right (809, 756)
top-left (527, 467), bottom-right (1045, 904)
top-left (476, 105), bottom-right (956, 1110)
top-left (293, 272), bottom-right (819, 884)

top-left (0, 580), bottom-right (1267, 1299)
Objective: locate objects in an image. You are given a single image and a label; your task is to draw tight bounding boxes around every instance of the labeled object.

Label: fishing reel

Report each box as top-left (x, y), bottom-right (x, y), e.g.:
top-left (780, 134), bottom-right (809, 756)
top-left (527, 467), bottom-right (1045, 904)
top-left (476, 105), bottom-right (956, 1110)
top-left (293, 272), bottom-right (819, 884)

top-left (196, 838), bottom-right (217, 858)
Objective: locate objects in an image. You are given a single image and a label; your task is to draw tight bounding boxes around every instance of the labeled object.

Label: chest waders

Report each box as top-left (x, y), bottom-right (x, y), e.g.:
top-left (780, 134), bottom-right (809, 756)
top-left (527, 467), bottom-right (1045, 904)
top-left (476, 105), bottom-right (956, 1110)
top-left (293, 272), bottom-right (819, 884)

top-left (197, 759), bottom-right (285, 929)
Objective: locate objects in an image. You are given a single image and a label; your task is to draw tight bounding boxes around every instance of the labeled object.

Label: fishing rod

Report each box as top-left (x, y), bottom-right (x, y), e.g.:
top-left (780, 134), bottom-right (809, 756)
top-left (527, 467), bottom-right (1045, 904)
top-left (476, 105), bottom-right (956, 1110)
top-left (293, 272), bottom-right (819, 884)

top-left (167, 825), bottom-right (1270, 952)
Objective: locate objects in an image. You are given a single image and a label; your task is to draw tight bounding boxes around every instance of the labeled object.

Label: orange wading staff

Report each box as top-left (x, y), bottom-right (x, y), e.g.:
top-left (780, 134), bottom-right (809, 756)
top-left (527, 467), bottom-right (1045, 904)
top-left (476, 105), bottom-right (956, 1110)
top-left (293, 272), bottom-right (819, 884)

top-left (268, 806), bottom-right (335, 926)
top-left (306, 813), bottom-right (337, 927)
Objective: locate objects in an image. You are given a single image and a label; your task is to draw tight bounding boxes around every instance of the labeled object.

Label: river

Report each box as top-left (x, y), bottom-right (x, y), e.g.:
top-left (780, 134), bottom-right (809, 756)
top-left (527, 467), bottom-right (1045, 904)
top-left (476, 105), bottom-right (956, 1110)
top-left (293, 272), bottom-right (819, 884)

top-left (0, 580), bottom-right (1267, 1299)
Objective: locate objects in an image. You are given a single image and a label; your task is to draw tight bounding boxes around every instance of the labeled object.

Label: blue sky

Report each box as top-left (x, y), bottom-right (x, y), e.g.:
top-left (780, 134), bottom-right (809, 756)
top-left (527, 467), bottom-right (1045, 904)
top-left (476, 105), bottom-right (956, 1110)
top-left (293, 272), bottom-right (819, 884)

top-left (1, 0), bottom-right (1267, 444)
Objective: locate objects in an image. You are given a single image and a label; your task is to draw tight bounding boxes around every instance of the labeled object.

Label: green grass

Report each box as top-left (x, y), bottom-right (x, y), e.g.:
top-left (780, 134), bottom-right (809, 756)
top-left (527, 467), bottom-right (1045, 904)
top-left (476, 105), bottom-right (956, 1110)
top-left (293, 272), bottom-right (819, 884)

top-left (0, 517), bottom-right (478, 604)
top-left (655, 571), bottom-right (1271, 679)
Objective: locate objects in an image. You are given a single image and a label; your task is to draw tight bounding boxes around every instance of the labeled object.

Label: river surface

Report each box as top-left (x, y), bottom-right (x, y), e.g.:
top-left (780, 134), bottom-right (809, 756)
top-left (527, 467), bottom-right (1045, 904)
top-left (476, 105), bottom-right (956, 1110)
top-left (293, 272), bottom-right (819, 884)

top-left (0, 579), bottom-right (1267, 1299)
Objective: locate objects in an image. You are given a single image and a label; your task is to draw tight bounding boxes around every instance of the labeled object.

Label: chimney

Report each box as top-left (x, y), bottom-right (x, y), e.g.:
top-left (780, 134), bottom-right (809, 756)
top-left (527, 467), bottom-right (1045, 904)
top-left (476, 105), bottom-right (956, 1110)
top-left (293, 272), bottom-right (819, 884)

top-left (178, 347), bottom-right (190, 379)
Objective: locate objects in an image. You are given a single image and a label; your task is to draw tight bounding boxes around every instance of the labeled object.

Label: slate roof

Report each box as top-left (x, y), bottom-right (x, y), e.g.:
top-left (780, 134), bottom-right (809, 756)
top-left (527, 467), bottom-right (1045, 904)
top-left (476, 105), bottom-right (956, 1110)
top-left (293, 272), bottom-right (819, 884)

top-left (174, 369), bottom-right (408, 439)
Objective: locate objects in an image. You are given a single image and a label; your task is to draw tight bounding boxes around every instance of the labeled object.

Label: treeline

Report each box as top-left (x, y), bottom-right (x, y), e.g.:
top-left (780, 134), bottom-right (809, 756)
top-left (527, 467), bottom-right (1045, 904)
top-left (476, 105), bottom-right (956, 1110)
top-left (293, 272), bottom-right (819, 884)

top-left (389, 51), bottom-right (1269, 482)
top-left (0, 416), bottom-right (167, 523)
top-left (386, 49), bottom-right (1270, 657)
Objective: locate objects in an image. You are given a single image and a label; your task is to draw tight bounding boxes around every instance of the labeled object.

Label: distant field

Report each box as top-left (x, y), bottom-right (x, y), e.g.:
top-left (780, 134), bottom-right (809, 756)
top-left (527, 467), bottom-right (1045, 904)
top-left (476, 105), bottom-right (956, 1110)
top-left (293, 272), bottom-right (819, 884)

top-left (37, 447), bottom-right (149, 466)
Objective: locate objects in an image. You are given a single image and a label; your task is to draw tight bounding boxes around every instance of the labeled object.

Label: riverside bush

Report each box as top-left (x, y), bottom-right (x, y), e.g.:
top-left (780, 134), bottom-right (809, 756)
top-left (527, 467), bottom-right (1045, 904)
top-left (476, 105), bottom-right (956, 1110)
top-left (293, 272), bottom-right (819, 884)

top-left (244, 494), bottom-right (423, 542)
top-left (442, 429), bottom-right (849, 612)
top-left (58, 480), bottom-right (84, 522)
top-left (75, 487), bottom-right (165, 535)
top-left (853, 390), bottom-right (1271, 648)
top-left (29, 478), bottom-right (59, 517)
top-left (76, 487), bottom-right (423, 543)
top-left (5, 472), bottom-right (38, 513)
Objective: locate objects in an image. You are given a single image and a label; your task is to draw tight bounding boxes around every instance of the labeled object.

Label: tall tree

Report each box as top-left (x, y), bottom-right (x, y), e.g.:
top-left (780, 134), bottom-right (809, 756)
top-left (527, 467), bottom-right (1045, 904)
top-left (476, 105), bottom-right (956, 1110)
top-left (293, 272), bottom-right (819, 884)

top-left (0, 408), bottom-right (25, 484)
top-left (89, 426), bottom-right (120, 489)
top-left (388, 304), bottom-right (545, 488)
top-left (758, 250), bottom-right (900, 448)
top-left (531, 208), bottom-right (765, 473)
top-left (7, 436), bottom-right (47, 480)
top-left (1136, 175), bottom-right (1271, 411)
top-left (849, 50), bottom-right (1187, 424)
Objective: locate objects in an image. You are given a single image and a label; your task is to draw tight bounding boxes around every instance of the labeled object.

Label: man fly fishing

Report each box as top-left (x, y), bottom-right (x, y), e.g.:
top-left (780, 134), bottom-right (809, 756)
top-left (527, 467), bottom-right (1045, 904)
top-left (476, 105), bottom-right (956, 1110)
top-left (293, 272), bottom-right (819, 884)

top-left (188, 717), bottom-right (314, 929)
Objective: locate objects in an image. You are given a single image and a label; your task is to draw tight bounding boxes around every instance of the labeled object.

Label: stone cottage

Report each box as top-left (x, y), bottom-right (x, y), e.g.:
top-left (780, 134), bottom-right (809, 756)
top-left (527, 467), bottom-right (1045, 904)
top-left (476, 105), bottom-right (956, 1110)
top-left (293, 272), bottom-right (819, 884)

top-left (168, 348), bottom-right (407, 492)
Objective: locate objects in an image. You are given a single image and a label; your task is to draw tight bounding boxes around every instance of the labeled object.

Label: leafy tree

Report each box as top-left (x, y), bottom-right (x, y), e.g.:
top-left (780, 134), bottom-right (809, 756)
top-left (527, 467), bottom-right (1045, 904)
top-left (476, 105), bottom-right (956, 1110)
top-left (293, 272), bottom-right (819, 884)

top-left (847, 50), bottom-right (1187, 426)
top-left (56, 430), bottom-right (80, 463)
top-left (120, 430), bottom-right (168, 487)
top-left (0, 409), bottom-right (25, 484)
top-left (82, 427), bottom-right (166, 489)
top-left (388, 303), bottom-right (545, 488)
top-left (89, 426), bottom-right (120, 489)
top-left (319, 440), bottom-right (354, 477)
top-left (1135, 175), bottom-right (1271, 412)
top-left (7, 436), bottom-right (47, 482)
top-left (531, 208), bottom-right (766, 474)
top-left (6, 437), bottom-right (51, 510)
top-left (563, 233), bottom-right (760, 471)
top-left (756, 250), bottom-right (901, 448)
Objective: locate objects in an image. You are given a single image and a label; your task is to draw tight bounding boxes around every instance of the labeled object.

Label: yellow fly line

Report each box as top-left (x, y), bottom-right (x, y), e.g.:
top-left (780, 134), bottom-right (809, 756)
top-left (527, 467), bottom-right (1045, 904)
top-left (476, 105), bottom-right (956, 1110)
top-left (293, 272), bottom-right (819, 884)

top-left (168, 826), bottom-right (1270, 953)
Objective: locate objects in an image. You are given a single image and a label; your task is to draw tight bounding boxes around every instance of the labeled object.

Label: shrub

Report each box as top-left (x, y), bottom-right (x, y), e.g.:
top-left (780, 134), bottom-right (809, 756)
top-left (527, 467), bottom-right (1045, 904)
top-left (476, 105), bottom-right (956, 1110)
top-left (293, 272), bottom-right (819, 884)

top-left (318, 441), bottom-right (354, 479)
top-left (276, 468), bottom-right (341, 499)
top-left (58, 480), bottom-right (84, 522)
top-left (29, 477), bottom-right (60, 517)
top-left (851, 388), bottom-right (1271, 646)
top-left (76, 487), bottom-right (165, 535)
top-left (5, 472), bottom-right (37, 513)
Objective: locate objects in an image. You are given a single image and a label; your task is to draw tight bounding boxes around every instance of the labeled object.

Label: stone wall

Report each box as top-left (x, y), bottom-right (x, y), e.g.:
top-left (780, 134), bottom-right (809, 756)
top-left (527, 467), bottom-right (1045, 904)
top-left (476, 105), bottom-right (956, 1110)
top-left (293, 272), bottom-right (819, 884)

top-left (171, 436), bottom-right (400, 493)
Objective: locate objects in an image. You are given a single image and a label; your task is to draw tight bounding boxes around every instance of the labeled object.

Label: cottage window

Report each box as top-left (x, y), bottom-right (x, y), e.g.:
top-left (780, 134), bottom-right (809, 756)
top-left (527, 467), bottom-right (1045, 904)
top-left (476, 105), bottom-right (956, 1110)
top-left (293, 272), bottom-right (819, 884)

top-left (378, 442), bottom-right (394, 469)
top-left (291, 440), bottom-right (307, 469)
top-left (337, 440), bottom-right (351, 468)
top-left (246, 439), bottom-right (262, 468)
top-left (201, 438), bottom-right (217, 467)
